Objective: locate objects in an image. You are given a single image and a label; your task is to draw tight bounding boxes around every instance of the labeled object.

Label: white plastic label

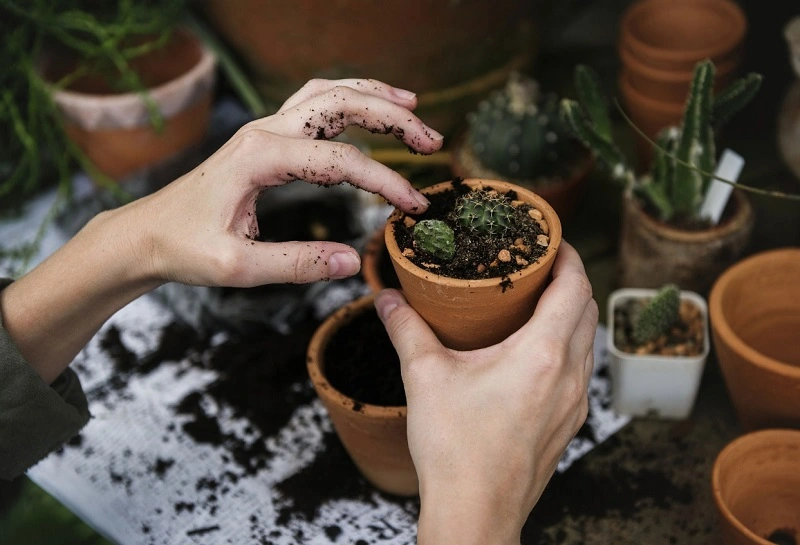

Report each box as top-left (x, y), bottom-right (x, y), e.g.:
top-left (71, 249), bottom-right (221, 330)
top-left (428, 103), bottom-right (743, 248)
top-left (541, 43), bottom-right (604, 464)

top-left (699, 149), bottom-right (745, 225)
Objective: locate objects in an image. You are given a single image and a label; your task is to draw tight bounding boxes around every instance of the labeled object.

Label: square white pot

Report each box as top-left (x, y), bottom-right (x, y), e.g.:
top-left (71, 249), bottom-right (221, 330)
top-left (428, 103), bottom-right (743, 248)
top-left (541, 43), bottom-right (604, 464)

top-left (607, 288), bottom-right (710, 420)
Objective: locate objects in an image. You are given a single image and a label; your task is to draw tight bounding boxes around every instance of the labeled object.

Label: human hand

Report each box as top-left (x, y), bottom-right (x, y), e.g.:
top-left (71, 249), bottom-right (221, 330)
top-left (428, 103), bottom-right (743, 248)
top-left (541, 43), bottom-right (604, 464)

top-left (375, 241), bottom-right (597, 545)
top-left (123, 78), bottom-right (443, 288)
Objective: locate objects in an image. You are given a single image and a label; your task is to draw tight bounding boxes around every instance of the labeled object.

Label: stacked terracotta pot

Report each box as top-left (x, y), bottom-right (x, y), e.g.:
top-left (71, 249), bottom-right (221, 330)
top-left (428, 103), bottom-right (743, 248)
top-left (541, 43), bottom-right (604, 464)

top-left (618, 0), bottom-right (747, 168)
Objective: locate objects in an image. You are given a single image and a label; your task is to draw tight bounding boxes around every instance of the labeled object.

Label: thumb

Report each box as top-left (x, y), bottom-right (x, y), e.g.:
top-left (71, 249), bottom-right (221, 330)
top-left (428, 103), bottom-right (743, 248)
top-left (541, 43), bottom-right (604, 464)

top-left (374, 289), bottom-right (444, 364)
top-left (247, 241), bottom-right (361, 285)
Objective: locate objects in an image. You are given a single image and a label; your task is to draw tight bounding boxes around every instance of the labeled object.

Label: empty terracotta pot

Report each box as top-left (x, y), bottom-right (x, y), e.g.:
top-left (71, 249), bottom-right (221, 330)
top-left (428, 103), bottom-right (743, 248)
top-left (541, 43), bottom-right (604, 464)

top-left (43, 28), bottom-right (216, 181)
top-left (619, 0), bottom-right (746, 73)
top-left (712, 429), bottom-right (800, 545)
top-left (306, 294), bottom-right (417, 496)
top-left (385, 179), bottom-right (562, 350)
top-left (709, 248), bottom-right (800, 430)
top-left (618, 190), bottom-right (754, 294)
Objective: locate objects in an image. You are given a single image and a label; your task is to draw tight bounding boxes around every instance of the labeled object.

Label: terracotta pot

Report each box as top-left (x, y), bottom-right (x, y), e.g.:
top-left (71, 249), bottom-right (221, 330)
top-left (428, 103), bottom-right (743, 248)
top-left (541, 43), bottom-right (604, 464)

top-left (385, 179), bottom-right (562, 350)
top-left (43, 28), bottom-right (216, 181)
top-left (618, 190), bottom-right (754, 295)
top-left (712, 429), bottom-right (800, 545)
top-left (619, 0), bottom-right (746, 73)
top-left (361, 227), bottom-right (400, 293)
top-left (203, 0), bottom-right (536, 141)
top-left (306, 294), bottom-right (417, 496)
top-left (619, 42), bottom-right (739, 104)
top-left (709, 248), bottom-right (800, 430)
top-left (451, 138), bottom-right (595, 221)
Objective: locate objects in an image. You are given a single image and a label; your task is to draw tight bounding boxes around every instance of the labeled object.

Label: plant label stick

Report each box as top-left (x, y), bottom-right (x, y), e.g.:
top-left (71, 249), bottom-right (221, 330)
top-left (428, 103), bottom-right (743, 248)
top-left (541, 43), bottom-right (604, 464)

top-left (699, 149), bottom-right (744, 225)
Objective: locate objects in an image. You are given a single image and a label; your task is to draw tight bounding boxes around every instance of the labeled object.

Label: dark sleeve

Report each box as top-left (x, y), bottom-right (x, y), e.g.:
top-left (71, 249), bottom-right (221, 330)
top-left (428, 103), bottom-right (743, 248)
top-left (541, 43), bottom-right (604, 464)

top-left (0, 278), bottom-right (90, 480)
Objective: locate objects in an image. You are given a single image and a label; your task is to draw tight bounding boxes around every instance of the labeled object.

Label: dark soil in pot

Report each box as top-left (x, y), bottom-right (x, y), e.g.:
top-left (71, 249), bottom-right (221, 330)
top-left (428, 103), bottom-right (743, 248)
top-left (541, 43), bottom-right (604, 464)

top-left (324, 308), bottom-right (405, 407)
top-left (392, 179), bottom-right (548, 279)
top-left (613, 298), bottom-right (705, 357)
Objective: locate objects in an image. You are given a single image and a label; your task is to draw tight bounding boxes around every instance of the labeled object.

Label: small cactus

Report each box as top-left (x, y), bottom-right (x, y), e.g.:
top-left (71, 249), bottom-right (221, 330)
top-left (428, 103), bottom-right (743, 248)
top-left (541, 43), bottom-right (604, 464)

top-left (412, 219), bottom-right (455, 261)
top-left (453, 190), bottom-right (514, 236)
top-left (632, 284), bottom-right (681, 345)
top-left (465, 72), bottom-right (580, 181)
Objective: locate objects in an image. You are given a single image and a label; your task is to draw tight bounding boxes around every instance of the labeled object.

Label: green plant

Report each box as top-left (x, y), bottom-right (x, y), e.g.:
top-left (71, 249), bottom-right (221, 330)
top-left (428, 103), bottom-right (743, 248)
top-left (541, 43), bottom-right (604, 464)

top-left (463, 72), bottom-right (584, 182)
top-left (453, 189), bottom-right (515, 236)
top-left (412, 219), bottom-right (455, 261)
top-left (632, 284), bottom-right (681, 345)
top-left (560, 60), bottom-right (762, 222)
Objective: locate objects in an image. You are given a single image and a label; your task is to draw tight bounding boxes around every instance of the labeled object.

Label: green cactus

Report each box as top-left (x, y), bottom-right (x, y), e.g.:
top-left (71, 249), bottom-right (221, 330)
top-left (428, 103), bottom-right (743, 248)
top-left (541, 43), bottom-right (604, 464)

top-left (632, 284), bottom-right (681, 345)
top-left (412, 219), bottom-right (455, 261)
top-left (560, 60), bottom-right (763, 222)
top-left (453, 190), bottom-right (515, 236)
top-left (464, 72), bottom-right (582, 181)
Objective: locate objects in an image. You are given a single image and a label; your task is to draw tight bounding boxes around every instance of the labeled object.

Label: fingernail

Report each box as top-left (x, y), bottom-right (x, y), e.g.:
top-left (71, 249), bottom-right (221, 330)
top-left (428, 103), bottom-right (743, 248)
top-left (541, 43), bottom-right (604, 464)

top-left (375, 289), bottom-right (405, 322)
top-left (329, 252), bottom-right (360, 278)
top-left (393, 88), bottom-right (417, 100)
top-left (413, 191), bottom-right (430, 210)
top-left (422, 124), bottom-right (444, 141)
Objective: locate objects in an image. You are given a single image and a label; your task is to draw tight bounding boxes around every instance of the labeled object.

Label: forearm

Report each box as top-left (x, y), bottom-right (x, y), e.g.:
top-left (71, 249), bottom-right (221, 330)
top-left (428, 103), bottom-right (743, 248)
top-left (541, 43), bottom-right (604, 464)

top-left (0, 205), bottom-right (162, 384)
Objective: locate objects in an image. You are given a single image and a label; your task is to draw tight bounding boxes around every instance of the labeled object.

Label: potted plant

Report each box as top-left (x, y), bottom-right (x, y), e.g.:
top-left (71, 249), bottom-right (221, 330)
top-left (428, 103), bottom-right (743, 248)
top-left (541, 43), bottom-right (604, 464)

top-left (384, 178), bottom-right (561, 350)
top-left (607, 283), bottom-right (710, 419)
top-left (306, 294), bottom-right (417, 497)
top-left (451, 71), bottom-right (594, 219)
top-left (712, 429), bottom-right (800, 545)
top-left (709, 248), bottom-right (800, 431)
top-left (561, 60), bottom-right (762, 294)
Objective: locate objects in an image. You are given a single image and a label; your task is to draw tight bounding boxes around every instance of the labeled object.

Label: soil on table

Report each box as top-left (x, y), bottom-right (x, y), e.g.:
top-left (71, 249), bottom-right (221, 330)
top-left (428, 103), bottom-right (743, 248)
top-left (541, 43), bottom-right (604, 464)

top-left (392, 178), bottom-right (549, 280)
top-left (323, 308), bottom-right (405, 407)
top-left (613, 298), bottom-right (705, 357)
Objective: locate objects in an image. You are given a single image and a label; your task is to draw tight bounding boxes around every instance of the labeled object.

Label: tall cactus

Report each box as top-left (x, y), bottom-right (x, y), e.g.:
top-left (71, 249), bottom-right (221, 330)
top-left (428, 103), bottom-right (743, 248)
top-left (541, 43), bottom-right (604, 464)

top-left (560, 60), bottom-right (762, 222)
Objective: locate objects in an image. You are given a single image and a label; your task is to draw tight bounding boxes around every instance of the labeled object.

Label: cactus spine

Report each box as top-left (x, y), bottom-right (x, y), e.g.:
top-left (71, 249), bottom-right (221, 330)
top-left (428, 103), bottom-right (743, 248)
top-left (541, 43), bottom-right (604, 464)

top-left (560, 60), bottom-right (762, 222)
top-left (412, 219), bottom-right (455, 261)
top-left (453, 190), bottom-right (515, 236)
top-left (632, 284), bottom-right (681, 345)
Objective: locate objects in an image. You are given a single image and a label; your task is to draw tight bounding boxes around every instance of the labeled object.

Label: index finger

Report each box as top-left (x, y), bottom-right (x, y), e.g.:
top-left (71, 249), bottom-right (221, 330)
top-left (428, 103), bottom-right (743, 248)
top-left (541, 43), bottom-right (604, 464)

top-left (278, 78), bottom-right (419, 113)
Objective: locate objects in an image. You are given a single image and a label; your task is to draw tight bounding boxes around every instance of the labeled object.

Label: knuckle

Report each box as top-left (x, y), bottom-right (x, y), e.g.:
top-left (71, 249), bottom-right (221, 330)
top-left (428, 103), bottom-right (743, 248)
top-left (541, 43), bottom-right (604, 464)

top-left (209, 246), bottom-right (246, 286)
top-left (336, 141), bottom-right (364, 165)
top-left (569, 273), bottom-right (593, 302)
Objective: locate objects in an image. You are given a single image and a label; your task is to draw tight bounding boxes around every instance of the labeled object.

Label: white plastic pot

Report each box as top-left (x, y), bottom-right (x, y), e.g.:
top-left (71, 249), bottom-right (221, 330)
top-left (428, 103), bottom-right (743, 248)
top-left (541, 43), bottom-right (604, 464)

top-left (607, 288), bottom-right (710, 419)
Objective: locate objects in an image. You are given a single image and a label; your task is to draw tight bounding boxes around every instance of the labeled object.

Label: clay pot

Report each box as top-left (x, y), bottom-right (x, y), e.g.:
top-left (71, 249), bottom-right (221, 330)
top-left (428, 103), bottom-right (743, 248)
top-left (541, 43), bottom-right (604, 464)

top-left (709, 248), bottom-right (800, 430)
top-left (385, 179), bottom-right (562, 350)
top-left (203, 0), bottom-right (536, 141)
top-left (618, 190), bottom-right (754, 295)
top-left (451, 139), bottom-right (595, 221)
top-left (619, 0), bottom-right (746, 73)
top-left (306, 294), bottom-right (417, 496)
top-left (43, 28), bottom-right (216, 181)
top-left (712, 429), bottom-right (800, 545)
top-left (361, 227), bottom-right (400, 293)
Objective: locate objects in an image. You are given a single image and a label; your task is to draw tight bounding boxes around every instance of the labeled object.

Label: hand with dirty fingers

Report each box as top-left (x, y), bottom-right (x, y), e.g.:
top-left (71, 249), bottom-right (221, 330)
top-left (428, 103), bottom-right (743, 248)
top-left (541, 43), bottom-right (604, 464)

top-left (376, 241), bottom-right (598, 545)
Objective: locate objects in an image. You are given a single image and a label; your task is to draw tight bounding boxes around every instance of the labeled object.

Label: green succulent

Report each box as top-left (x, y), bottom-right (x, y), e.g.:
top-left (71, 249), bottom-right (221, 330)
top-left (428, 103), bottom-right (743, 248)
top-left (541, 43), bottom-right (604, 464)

top-left (453, 190), bottom-right (514, 236)
top-left (412, 219), bottom-right (455, 261)
top-left (632, 284), bottom-right (681, 345)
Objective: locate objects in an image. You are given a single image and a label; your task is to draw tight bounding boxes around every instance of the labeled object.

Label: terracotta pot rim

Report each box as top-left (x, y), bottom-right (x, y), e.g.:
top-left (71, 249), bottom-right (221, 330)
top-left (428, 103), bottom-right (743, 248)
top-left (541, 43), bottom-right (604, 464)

top-left (709, 247), bottom-right (800, 377)
top-left (620, 0), bottom-right (747, 63)
top-left (49, 28), bottom-right (216, 111)
top-left (620, 73), bottom-right (686, 113)
top-left (361, 227), bottom-right (389, 293)
top-left (711, 428), bottom-right (800, 544)
top-left (385, 179), bottom-right (563, 288)
top-left (619, 42), bottom-right (738, 83)
top-left (307, 294), bottom-right (408, 417)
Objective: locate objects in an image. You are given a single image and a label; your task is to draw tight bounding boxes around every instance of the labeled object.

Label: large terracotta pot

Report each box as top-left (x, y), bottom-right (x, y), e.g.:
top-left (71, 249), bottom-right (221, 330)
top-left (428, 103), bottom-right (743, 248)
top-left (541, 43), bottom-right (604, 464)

top-left (618, 190), bottom-right (754, 295)
top-left (43, 28), bottom-right (216, 181)
top-left (203, 0), bottom-right (536, 140)
top-left (712, 429), bottom-right (800, 545)
top-left (709, 248), bottom-right (800, 430)
top-left (306, 294), bottom-right (417, 496)
top-left (385, 179), bottom-right (562, 350)
top-left (619, 0), bottom-right (746, 73)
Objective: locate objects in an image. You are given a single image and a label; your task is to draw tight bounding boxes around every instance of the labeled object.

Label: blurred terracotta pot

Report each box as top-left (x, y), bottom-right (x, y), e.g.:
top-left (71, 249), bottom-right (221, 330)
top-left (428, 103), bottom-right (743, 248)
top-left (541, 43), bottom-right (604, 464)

top-left (306, 294), bottom-right (417, 496)
top-left (385, 179), bottom-right (562, 350)
top-left (712, 429), bottom-right (800, 545)
top-left (361, 227), bottom-right (400, 293)
top-left (44, 28), bottom-right (216, 181)
top-left (618, 190), bottom-right (754, 295)
top-left (619, 0), bottom-right (746, 73)
top-left (709, 248), bottom-right (800, 430)
top-left (619, 42), bottom-right (739, 104)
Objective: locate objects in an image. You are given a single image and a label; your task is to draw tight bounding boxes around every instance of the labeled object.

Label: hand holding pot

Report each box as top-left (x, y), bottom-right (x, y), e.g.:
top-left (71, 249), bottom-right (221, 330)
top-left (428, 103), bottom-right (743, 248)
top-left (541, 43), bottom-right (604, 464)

top-left (376, 241), bottom-right (597, 545)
